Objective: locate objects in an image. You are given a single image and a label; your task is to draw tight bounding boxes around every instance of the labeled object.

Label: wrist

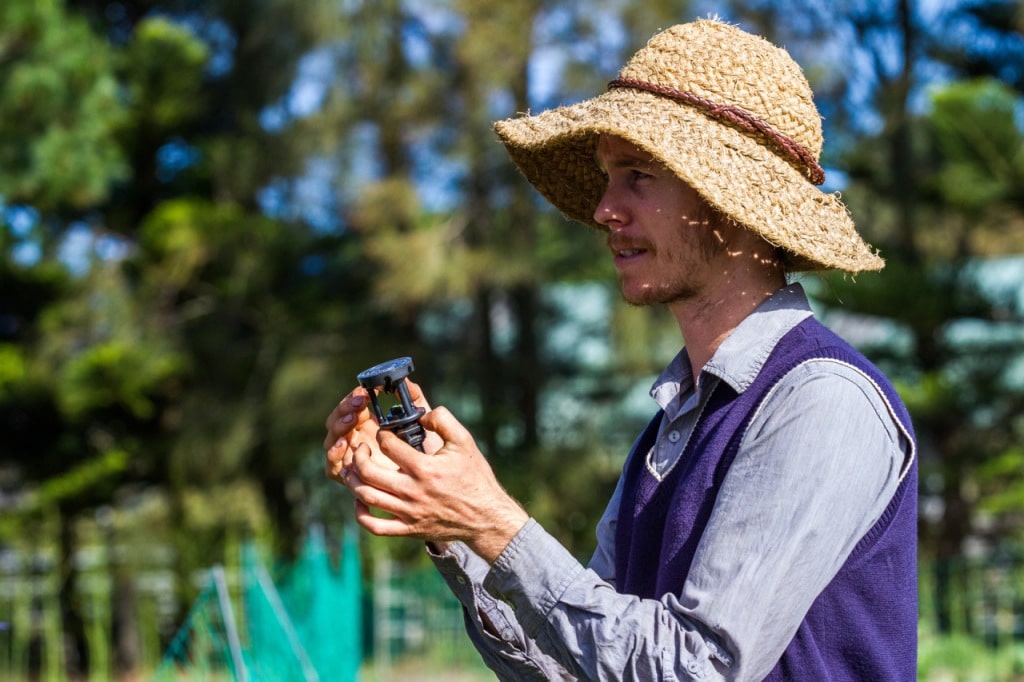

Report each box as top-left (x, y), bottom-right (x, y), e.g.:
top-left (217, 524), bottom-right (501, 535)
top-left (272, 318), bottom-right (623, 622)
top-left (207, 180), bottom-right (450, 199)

top-left (471, 507), bottom-right (530, 565)
top-left (426, 540), bottom-right (451, 555)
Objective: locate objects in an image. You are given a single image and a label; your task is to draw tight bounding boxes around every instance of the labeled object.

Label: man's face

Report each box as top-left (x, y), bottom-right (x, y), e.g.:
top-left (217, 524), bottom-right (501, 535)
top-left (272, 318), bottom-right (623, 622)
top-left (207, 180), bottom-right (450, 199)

top-left (593, 135), bottom-right (728, 306)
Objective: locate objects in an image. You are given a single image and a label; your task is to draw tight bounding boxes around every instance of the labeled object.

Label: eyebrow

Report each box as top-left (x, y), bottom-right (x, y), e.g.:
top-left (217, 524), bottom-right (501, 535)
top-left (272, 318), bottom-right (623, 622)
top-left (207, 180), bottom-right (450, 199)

top-left (595, 150), bottom-right (659, 173)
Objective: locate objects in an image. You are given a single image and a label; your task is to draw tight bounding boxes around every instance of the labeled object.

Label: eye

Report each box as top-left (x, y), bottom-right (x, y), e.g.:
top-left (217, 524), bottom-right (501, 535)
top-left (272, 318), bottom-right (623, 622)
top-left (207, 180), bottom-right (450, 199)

top-left (629, 168), bottom-right (653, 185)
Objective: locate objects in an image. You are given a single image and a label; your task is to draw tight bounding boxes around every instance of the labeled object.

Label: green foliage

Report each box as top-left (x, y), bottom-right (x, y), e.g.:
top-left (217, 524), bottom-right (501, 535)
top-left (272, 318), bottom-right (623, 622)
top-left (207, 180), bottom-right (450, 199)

top-left (137, 198), bottom-right (289, 293)
top-left (34, 258), bottom-right (186, 423)
top-left (123, 18), bottom-right (210, 130)
top-left (977, 447), bottom-right (1024, 517)
top-left (927, 79), bottom-right (1024, 214)
top-left (58, 340), bottom-right (180, 420)
top-left (893, 371), bottom-right (959, 419)
top-left (35, 449), bottom-right (130, 505)
top-left (919, 628), bottom-right (1024, 680)
top-left (0, 343), bottom-right (29, 398)
top-left (0, 0), bottom-right (129, 210)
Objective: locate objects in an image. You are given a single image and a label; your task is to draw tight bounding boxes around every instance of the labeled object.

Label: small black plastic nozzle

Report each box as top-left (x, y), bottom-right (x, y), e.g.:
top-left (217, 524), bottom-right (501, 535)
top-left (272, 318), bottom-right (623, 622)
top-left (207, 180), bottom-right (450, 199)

top-left (356, 357), bottom-right (426, 452)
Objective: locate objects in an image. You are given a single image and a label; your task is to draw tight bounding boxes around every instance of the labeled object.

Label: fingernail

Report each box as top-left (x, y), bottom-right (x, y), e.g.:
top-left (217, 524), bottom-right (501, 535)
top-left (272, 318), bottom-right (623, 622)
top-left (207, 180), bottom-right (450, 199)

top-left (342, 413), bottom-right (355, 424)
top-left (352, 395), bottom-right (365, 407)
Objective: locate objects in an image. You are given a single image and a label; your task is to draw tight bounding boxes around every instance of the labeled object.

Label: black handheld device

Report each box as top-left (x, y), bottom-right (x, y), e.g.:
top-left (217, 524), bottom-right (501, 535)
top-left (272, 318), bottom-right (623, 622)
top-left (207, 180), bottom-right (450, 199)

top-left (356, 357), bottom-right (426, 452)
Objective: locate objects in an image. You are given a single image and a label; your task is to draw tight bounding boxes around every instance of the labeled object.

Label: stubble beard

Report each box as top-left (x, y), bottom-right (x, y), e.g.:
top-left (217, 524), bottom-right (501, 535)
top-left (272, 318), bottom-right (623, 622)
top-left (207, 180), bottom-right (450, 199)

top-left (620, 279), bottom-right (700, 307)
top-left (618, 222), bottom-right (727, 307)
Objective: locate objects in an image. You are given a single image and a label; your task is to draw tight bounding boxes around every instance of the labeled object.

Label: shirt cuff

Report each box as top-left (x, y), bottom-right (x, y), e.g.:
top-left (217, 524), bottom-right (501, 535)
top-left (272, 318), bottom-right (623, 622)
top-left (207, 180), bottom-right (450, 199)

top-left (483, 518), bottom-right (586, 637)
top-left (428, 541), bottom-right (490, 603)
top-left (427, 541), bottom-right (525, 644)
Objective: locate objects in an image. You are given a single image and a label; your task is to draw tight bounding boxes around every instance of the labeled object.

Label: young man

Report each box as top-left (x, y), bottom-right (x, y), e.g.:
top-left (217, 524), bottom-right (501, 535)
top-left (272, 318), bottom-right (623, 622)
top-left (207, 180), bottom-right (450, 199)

top-left (325, 19), bottom-right (917, 681)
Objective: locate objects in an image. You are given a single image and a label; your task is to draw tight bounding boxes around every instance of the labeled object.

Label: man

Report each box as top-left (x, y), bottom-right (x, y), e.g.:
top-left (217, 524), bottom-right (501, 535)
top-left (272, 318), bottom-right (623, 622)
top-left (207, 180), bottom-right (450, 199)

top-left (324, 18), bottom-right (917, 681)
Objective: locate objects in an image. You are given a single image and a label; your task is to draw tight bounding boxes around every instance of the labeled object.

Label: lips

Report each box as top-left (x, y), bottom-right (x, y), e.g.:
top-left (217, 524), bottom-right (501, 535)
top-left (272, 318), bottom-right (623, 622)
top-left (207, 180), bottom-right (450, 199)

top-left (608, 235), bottom-right (650, 264)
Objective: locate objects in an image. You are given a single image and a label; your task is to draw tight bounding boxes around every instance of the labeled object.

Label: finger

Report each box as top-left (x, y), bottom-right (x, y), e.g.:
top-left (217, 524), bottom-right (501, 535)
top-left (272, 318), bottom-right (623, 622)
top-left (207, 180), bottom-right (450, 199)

top-left (351, 439), bottom-right (405, 489)
top-left (324, 387), bottom-right (368, 431)
top-left (325, 442), bottom-right (357, 485)
top-left (353, 500), bottom-right (413, 537)
top-left (326, 434), bottom-right (347, 466)
top-left (376, 429), bottom-right (429, 472)
top-left (403, 379), bottom-right (432, 411)
top-left (323, 388), bottom-right (371, 448)
top-left (325, 448), bottom-right (345, 482)
top-left (418, 406), bottom-right (473, 448)
top-left (348, 466), bottom-right (407, 522)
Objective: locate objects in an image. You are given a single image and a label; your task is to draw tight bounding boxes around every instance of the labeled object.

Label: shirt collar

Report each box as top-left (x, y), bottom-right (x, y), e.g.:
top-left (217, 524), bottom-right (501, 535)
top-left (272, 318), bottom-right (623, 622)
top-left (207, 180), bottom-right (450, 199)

top-left (651, 283), bottom-right (814, 405)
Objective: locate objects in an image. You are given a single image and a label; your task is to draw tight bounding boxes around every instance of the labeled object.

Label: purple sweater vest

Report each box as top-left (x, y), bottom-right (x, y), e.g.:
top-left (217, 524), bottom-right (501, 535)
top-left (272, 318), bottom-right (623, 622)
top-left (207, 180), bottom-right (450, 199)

top-left (614, 317), bottom-right (917, 680)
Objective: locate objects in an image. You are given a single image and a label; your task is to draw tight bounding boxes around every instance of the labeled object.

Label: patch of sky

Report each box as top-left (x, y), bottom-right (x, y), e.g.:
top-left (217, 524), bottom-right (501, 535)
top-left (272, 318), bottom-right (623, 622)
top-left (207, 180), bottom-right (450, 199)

top-left (529, 4), bottom-right (628, 108)
top-left (527, 46), bottom-right (568, 108)
top-left (57, 223), bottom-right (132, 277)
top-left (257, 157), bottom-right (341, 233)
top-left (7, 206), bottom-right (38, 238)
top-left (157, 12), bottom-right (235, 77)
top-left (4, 205), bottom-right (41, 267)
top-left (401, 7), bottom-right (454, 69)
top-left (58, 224), bottom-right (93, 275)
top-left (408, 0), bottom-right (465, 35)
top-left (342, 123), bottom-right (385, 193)
top-left (156, 137), bottom-right (200, 182)
top-left (11, 242), bottom-right (40, 268)
top-left (260, 47), bottom-right (335, 132)
top-left (189, 15), bottom-right (236, 78)
top-left (820, 168), bottom-right (849, 194)
top-left (411, 138), bottom-right (463, 214)
top-left (259, 119), bottom-right (392, 234)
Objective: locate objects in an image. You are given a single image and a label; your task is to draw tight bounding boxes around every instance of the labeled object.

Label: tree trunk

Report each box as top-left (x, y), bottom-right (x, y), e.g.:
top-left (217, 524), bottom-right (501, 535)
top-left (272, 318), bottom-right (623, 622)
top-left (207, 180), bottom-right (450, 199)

top-left (103, 512), bottom-right (141, 681)
top-left (57, 506), bottom-right (89, 681)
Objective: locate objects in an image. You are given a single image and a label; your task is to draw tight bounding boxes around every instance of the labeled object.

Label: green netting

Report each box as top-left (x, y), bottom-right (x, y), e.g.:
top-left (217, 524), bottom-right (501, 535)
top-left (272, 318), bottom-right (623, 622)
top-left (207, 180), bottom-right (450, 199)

top-left (274, 526), bottom-right (362, 681)
top-left (153, 526), bottom-right (362, 682)
top-left (151, 566), bottom-right (247, 682)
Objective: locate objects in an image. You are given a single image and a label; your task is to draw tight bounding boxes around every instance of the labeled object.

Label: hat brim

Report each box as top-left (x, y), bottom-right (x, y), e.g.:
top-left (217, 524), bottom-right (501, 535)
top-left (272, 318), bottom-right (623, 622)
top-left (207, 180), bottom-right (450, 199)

top-left (495, 88), bottom-right (883, 273)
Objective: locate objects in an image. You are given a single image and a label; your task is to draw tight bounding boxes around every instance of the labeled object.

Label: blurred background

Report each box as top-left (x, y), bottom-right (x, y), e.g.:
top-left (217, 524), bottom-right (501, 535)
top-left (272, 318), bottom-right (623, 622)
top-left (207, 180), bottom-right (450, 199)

top-left (0, 0), bottom-right (1022, 680)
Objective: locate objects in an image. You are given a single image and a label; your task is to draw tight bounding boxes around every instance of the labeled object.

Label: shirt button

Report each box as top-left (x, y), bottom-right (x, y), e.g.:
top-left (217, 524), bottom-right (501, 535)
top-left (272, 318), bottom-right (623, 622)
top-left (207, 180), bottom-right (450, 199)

top-left (456, 576), bottom-right (467, 585)
top-left (667, 430), bottom-right (681, 443)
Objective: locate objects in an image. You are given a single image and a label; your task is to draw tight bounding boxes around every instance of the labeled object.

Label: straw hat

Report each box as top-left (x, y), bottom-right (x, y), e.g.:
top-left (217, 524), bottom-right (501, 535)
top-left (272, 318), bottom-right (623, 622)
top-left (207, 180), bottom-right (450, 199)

top-left (493, 19), bottom-right (884, 273)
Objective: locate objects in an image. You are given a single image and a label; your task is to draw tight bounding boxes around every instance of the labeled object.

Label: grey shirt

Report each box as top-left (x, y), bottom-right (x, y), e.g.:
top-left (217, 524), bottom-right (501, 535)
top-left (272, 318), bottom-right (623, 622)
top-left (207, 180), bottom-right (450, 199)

top-left (430, 284), bottom-right (915, 681)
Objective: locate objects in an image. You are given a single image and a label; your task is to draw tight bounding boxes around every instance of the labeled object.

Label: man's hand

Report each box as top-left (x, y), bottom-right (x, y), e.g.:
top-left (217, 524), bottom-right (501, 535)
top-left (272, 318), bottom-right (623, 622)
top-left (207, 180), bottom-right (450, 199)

top-left (324, 379), bottom-right (440, 483)
top-left (344, 406), bottom-right (529, 564)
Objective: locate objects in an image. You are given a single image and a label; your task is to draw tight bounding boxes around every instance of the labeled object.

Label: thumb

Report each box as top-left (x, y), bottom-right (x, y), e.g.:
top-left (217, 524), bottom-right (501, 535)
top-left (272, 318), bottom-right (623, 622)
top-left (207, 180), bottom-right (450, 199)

top-left (418, 406), bottom-right (473, 449)
top-left (403, 379), bottom-right (432, 411)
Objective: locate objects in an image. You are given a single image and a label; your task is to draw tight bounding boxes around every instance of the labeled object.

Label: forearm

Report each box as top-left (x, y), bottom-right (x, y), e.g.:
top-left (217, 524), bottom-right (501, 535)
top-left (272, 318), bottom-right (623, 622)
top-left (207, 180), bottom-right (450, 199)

top-left (429, 540), bottom-right (576, 681)
top-left (484, 521), bottom-right (732, 681)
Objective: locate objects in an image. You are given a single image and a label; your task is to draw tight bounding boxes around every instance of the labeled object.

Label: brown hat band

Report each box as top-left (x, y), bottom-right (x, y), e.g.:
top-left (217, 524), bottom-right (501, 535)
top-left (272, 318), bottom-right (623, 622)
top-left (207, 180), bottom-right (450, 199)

top-left (607, 77), bottom-right (826, 186)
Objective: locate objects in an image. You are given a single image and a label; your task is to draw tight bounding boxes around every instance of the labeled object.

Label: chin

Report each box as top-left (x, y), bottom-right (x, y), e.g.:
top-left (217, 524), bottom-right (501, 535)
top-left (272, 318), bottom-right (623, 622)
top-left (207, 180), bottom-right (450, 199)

top-left (620, 282), bottom-right (696, 307)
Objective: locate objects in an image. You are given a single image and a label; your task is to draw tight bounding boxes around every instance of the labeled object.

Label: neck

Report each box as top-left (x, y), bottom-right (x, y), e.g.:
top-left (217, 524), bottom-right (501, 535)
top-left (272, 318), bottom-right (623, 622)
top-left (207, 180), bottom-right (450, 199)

top-left (670, 266), bottom-right (786, 380)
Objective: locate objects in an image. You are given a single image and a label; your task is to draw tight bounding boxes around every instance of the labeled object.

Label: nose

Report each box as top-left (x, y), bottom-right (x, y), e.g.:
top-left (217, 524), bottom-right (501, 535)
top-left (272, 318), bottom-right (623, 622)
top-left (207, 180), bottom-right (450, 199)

top-left (593, 185), bottom-right (625, 228)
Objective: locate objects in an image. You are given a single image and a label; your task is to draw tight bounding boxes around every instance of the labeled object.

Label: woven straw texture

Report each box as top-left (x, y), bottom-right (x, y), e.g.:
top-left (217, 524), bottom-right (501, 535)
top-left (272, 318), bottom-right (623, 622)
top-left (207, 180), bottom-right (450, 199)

top-left (494, 19), bottom-right (884, 273)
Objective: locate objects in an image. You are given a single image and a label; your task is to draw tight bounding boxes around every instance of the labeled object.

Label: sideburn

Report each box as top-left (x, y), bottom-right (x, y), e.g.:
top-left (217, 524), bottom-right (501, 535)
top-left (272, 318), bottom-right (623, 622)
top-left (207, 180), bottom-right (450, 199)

top-left (695, 205), bottom-right (732, 263)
